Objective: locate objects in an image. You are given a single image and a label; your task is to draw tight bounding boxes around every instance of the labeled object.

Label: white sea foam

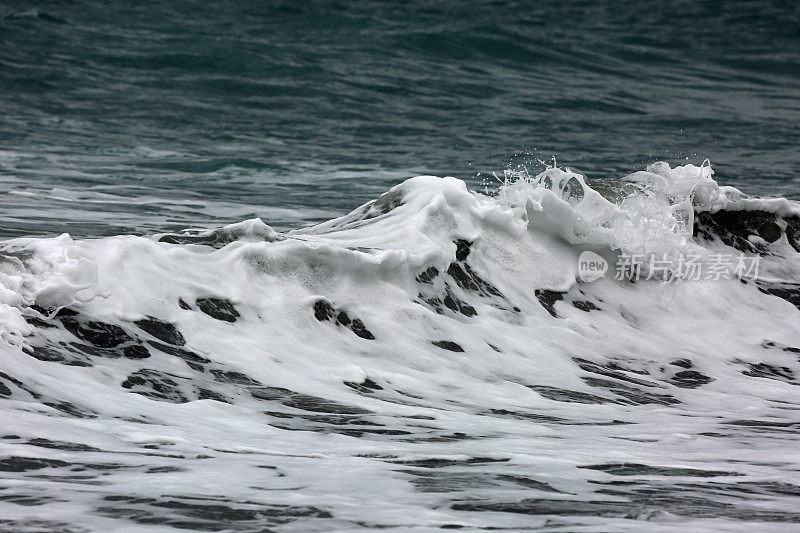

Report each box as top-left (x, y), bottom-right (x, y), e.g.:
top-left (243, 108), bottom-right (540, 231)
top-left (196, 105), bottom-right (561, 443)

top-left (0, 162), bottom-right (799, 531)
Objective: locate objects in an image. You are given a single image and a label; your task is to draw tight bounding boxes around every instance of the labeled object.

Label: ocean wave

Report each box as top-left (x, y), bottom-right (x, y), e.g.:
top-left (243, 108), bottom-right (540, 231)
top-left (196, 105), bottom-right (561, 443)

top-left (1, 161), bottom-right (799, 530)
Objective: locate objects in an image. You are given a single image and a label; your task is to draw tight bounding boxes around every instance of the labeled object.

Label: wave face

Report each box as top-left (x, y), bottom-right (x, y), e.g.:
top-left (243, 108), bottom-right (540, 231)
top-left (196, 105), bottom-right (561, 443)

top-left (1, 162), bottom-right (799, 530)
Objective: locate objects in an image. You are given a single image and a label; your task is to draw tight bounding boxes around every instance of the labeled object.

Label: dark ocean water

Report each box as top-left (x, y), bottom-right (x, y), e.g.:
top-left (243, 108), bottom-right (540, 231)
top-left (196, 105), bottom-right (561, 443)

top-left (1, 0), bottom-right (798, 238)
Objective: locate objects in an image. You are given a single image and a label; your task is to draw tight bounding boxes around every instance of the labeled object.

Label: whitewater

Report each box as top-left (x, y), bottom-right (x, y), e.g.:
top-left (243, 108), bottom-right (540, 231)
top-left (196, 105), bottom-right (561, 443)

top-left (1, 161), bottom-right (800, 531)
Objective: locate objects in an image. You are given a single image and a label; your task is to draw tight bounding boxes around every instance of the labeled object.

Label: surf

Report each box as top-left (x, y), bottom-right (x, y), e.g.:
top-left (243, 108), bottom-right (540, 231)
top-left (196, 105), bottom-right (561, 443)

top-left (1, 160), bottom-right (799, 530)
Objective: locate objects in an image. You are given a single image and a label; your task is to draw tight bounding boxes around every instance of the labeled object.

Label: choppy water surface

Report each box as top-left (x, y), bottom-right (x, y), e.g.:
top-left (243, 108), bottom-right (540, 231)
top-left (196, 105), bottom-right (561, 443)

top-left (1, 0), bottom-right (798, 237)
top-left (1, 1), bottom-right (800, 531)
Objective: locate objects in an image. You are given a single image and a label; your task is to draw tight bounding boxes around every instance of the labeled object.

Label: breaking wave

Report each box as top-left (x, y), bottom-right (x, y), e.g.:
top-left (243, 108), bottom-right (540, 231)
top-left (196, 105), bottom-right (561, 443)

top-left (1, 161), bottom-right (800, 531)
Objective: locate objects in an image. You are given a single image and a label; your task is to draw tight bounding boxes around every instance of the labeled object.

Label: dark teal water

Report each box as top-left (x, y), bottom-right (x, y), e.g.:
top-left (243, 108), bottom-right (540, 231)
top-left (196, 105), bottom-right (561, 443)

top-left (1, 0), bottom-right (798, 237)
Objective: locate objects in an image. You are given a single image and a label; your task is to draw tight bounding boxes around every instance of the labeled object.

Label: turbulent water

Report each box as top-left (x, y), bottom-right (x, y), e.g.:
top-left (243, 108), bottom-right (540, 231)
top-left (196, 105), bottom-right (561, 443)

top-left (2, 1), bottom-right (800, 532)
top-left (2, 162), bottom-right (800, 532)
